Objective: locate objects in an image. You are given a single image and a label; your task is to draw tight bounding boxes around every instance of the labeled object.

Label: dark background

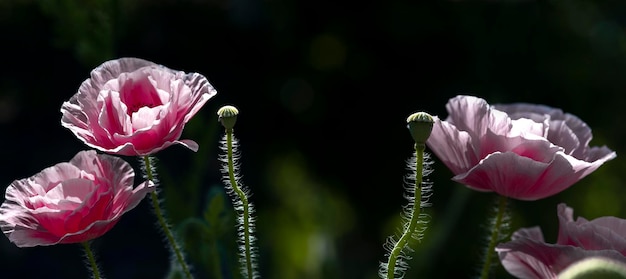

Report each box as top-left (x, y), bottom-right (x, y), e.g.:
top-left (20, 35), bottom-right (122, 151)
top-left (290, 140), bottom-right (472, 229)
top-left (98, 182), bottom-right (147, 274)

top-left (1, 1), bottom-right (626, 278)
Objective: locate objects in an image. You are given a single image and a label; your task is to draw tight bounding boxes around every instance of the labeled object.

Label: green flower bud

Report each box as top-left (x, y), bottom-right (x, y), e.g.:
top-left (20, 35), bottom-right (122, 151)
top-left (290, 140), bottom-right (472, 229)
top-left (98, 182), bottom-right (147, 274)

top-left (217, 105), bottom-right (239, 129)
top-left (559, 257), bottom-right (626, 279)
top-left (406, 112), bottom-right (434, 144)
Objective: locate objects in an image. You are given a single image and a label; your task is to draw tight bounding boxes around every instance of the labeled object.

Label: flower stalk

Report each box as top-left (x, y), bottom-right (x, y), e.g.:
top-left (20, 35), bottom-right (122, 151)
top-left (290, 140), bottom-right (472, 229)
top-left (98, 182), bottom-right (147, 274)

top-left (142, 156), bottom-right (193, 279)
top-left (380, 112), bottom-right (434, 279)
top-left (479, 195), bottom-right (509, 279)
top-left (218, 105), bottom-right (258, 279)
top-left (82, 241), bottom-right (103, 279)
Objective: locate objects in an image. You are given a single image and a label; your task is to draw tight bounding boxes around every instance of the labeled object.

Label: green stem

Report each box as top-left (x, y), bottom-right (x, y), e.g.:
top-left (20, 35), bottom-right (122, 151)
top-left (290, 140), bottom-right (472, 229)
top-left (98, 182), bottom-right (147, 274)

top-left (386, 143), bottom-right (425, 279)
top-left (226, 128), bottom-right (253, 279)
top-left (479, 195), bottom-right (508, 279)
top-left (211, 240), bottom-right (224, 279)
top-left (143, 156), bottom-right (193, 279)
top-left (81, 241), bottom-right (102, 279)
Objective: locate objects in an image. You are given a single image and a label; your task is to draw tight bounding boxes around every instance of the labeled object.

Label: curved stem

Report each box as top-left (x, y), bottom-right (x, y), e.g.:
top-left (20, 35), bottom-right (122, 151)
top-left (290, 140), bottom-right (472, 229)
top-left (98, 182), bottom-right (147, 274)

top-left (479, 195), bottom-right (508, 279)
top-left (386, 143), bottom-right (425, 279)
top-left (226, 129), bottom-right (253, 279)
top-left (143, 156), bottom-right (193, 279)
top-left (82, 241), bottom-right (102, 279)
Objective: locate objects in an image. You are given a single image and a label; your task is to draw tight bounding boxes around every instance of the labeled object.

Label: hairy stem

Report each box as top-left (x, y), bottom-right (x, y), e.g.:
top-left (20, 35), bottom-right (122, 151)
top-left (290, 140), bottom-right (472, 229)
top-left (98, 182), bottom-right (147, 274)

top-left (82, 241), bottom-right (103, 279)
top-left (143, 156), bottom-right (193, 279)
top-left (479, 195), bottom-right (508, 279)
top-left (225, 128), bottom-right (254, 279)
top-left (386, 143), bottom-right (425, 279)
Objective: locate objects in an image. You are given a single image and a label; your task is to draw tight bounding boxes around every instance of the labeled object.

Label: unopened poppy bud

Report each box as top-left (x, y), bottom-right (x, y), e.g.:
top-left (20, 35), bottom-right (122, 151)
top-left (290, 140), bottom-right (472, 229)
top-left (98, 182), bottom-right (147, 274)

top-left (407, 112), bottom-right (434, 144)
top-left (558, 257), bottom-right (626, 279)
top-left (217, 105), bottom-right (239, 129)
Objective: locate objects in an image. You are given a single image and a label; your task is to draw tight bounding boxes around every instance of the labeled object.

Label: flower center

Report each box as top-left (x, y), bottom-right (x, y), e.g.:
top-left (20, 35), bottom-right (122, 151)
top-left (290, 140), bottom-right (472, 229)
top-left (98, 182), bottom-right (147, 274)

top-left (120, 73), bottom-right (163, 114)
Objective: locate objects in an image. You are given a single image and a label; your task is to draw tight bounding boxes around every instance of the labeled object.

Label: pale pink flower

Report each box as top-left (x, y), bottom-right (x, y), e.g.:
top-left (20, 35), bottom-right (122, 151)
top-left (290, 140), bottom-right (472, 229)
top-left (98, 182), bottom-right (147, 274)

top-left (426, 95), bottom-right (615, 200)
top-left (61, 57), bottom-right (217, 156)
top-left (0, 150), bottom-right (154, 247)
top-left (496, 203), bottom-right (626, 279)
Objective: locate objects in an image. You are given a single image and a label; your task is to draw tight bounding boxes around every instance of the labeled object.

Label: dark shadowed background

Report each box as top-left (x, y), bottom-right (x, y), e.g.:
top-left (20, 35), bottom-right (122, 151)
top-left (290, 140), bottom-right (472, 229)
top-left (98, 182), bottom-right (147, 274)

top-left (1, 1), bottom-right (626, 278)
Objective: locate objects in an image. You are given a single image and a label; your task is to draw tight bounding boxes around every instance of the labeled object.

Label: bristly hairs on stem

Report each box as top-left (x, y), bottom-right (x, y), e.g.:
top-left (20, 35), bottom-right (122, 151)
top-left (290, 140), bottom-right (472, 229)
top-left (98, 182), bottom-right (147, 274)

top-left (140, 155), bottom-right (194, 279)
top-left (81, 241), bottom-right (104, 279)
top-left (477, 195), bottom-right (510, 279)
top-left (379, 112), bottom-right (435, 279)
top-left (218, 105), bottom-right (259, 279)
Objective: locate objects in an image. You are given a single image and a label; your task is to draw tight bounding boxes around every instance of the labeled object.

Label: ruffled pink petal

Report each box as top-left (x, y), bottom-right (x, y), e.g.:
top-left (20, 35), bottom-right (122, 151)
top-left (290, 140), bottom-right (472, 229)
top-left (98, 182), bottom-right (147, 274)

top-left (2, 164), bottom-right (85, 215)
top-left (495, 103), bottom-right (594, 159)
top-left (0, 150), bottom-right (154, 247)
top-left (72, 152), bottom-right (142, 215)
top-left (69, 151), bottom-right (133, 191)
top-left (181, 73), bottom-right (217, 123)
top-left (497, 242), bottom-right (558, 278)
top-left (50, 179), bottom-right (95, 204)
top-left (64, 185), bottom-right (113, 234)
top-left (58, 181), bottom-right (154, 244)
top-left (426, 117), bottom-right (478, 175)
top-left (559, 114), bottom-right (593, 158)
top-left (454, 144), bottom-right (614, 200)
top-left (111, 180), bottom-right (154, 216)
top-left (0, 202), bottom-right (37, 227)
top-left (566, 149), bottom-right (616, 181)
top-left (57, 220), bottom-right (120, 244)
top-left (453, 151), bottom-right (593, 200)
top-left (31, 209), bottom-right (74, 238)
top-left (556, 204), bottom-right (626, 254)
top-left (444, 95), bottom-right (512, 140)
top-left (495, 106), bottom-right (550, 128)
top-left (497, 235), bottom-right (626, 279)
top-left (62, 60), bottom-right (149, 149)
top-left (556, 203), bottom-right (576, 243)
top-left (543, 120), bottom-right (581, 156)
top-left (107, 134), bottom-right (198, 156)
top-left (176, 139), bottom-right (199, 152)
top-left (508, 118), bottom-right (548, 139)
top-left (453, 152), bottom-right (551, 197)
top-left (512, 227), bottom-right (546, 242)
top-left (590, 217), bottom-right (626, 239)
top-left (31, 163), bottom-right (82, 193)
top-left (113, 128), bottom-right (169, 155)
top-left (60, 101), bottom-right (97, 144)
top-left (117, 71), bottom-right (163, 114)
top-left (115, 180), bottom-right (154, 216)
top-left (88, 58), bottom-right (156, 87)
top-left (98, 90), bottom-right (131, 138)
top-left (587, 146), bottom-right (615, 161)
top-left (580, 147), bottom-right (617, 177)
top-left (61, 58), bottom-right (216, 155)
top-left (4, 225), bottom-right (64, 247)
top-left (494, 103), bottom-right (565, 121)
top-left (499, 204), bottom-right (626, 278)
top-left (479, 129), bottom-right (560, 163)
top-left (0, 198), bottom-right (62, 247)
top-left (568, 222), bottom-right (626, 253)
top-left (131, 107), bottom-right (162, 131)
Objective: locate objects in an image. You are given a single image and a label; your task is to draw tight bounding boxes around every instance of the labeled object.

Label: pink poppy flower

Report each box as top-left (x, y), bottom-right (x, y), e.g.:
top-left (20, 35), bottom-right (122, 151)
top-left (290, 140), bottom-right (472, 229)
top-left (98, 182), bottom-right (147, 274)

top-left (61, 57), bottom-right (217, 156)
top-left (496, 203), bottom-right (626, 278)
top-left (426, 95), bottom-right (615, 200)
top-left (0, 150), bottom-right (154, 247)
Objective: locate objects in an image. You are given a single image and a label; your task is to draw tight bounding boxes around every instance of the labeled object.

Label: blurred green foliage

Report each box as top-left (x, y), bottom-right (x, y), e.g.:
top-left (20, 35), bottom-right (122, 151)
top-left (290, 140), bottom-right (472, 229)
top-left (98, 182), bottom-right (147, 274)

top-left (37, 0), bottom-right (116, 66)
top-left (175, 186), bottom-right (239, 279)
top-left (259, 151), bottom-right (355, 279)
